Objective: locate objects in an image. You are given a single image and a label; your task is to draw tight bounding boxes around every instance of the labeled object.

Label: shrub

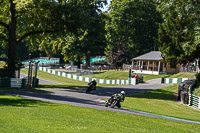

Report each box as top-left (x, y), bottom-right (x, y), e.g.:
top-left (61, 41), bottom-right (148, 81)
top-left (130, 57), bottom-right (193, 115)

top-left (193, 73), bottom-right (200, 96)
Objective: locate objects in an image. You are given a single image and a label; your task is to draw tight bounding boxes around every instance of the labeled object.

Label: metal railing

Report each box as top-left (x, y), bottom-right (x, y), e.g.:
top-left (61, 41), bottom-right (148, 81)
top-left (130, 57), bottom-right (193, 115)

top-left (179, 66), bottom-right (199, 73)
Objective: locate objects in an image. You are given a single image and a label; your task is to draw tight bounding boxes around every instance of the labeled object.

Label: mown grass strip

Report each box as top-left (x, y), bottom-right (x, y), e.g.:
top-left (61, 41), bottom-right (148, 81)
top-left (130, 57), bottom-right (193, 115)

top-left (169, 73), bottom-right (196, 78)
top-left (122, 84), bottom-right (200, 122)
top-left (93, 70), bottom-right (169, 81)
top-left (0, 94), bottom-right (200, 133)
top-left (20, 69), bottom-right (116, 88)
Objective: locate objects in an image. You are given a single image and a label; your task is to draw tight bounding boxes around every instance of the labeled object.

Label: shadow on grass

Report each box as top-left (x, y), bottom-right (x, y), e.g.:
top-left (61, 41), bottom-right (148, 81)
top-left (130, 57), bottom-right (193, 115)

top-left (0, 89), bottom-right (101, 107)
top-left (0, 94), bottom-right (52, 107)
top-left (93, 71), bottom-right (105, 74)
top-left (128, 89), bottom-right (175, 101)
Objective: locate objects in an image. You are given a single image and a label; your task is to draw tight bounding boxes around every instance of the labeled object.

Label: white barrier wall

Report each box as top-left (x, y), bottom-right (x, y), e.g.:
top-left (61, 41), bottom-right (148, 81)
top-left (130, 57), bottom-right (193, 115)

top-left (39, 67), bottom-right (131, 85)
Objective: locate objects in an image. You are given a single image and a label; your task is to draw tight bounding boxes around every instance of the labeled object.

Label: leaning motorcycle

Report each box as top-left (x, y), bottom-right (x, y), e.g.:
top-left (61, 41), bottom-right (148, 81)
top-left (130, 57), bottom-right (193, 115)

top-left (105, 94), bottom-right (121, 108)
top-left (86, 80), bottom-right (96, 93)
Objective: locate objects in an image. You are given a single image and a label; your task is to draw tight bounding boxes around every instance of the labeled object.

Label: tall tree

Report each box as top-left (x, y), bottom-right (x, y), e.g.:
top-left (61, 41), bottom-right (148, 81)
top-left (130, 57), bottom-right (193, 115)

top-left (0, 0), bottom-right (95, 77)
top-left (53, 0), bottom-right (107, 68)
top-left (105, 0), bottom-right (162, 67)
top-left (157, 0), bottom-right (200, 63)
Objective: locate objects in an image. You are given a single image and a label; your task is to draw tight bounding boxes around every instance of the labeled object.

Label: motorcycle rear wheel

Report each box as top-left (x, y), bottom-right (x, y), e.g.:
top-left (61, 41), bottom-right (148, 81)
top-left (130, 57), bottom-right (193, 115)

top-left (86, 89), bottom-right (90, 93)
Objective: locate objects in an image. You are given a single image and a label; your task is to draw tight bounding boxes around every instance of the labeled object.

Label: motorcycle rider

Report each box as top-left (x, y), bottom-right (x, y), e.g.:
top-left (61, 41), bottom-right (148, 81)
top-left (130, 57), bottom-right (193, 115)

top-left (106, 91), bottom-right (125, 108)
top-left (86, 80), bottom-right (97, 93)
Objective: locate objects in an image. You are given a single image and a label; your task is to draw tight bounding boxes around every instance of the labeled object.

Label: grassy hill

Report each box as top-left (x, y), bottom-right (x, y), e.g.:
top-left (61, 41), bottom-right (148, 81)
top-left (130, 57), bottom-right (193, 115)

top-left (168, 73), bottom-right (196, 78)
top-left (93, 70), bottom-right (168, 81)
top-left (93, 71), bottom-right (197, 80)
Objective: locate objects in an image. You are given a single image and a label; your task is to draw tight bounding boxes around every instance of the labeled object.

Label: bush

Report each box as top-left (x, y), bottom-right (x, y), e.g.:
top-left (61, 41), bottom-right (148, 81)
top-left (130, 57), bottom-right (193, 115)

top-left (193, 73), bottom-right (200, 96)
top-left (193, 86), bottom-right (200, 96)
top-left (196, 73), bottom-right (200, 81)
top-left (194, 73), bottom-right (200, 87)
top-left (0, 61), bottom-right (6, 68)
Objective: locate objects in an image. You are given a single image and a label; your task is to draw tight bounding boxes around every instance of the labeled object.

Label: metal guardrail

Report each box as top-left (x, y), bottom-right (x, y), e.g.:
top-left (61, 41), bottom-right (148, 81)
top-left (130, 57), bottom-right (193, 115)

top-left (189, 94), bottom-right (200, 109)
top-left (177, 79), bottom-right (200, 109)
top-left (0, 77), bottom-right (28, 88)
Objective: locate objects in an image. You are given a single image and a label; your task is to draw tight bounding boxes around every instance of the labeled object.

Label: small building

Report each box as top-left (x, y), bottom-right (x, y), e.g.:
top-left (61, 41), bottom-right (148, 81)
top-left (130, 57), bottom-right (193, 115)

top-left (131, 51), bottom-right (179, 75)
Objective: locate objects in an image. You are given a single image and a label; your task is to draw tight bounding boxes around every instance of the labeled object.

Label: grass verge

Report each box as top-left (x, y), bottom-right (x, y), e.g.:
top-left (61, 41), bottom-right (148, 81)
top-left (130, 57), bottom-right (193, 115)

top-left (93, 70), bottom-right (168, 81)
top-left (20, 69), bottom-right (116, 89)
top-left (93, 71), bottom-right (196, 81)
top-left (122, 84), bottom-right (200, 122)
top-left (193, 86), bottom-right (200, 96)
top-left (141, 74), bottom-right (168, 81)
top-left (0, 94), bottom-right (200, 133)
top-left (169, 73), bottom-right (196, 78)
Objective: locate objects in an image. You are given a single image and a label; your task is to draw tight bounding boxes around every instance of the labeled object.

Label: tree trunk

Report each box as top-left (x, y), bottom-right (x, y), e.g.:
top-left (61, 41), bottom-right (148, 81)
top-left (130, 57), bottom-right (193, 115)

top-left (123, 0), bottom-right (131, 63)
top-left (77, 56), bottom-right (81, 69)
top-left (7, 0), bottom-right (17, 78)
top-left (86, 55), bottom-right (90, 68)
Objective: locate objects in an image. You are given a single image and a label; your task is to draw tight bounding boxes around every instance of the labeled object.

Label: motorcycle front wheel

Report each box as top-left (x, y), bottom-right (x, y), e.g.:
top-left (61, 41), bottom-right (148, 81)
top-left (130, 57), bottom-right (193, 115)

top-left (105, 102), bottom-right (109, 107)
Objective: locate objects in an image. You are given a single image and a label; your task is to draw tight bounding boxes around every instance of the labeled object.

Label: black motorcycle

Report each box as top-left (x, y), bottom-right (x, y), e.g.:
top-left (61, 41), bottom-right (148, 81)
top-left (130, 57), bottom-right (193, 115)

top-left (105, 94), bottom-right (122, 108)
top-left (86, 80), bottom-right (97, 93)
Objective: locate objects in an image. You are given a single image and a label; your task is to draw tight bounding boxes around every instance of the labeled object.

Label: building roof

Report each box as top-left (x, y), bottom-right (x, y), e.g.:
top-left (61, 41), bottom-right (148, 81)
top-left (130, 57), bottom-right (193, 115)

top-left (133, 51), bottom-right (163, 61)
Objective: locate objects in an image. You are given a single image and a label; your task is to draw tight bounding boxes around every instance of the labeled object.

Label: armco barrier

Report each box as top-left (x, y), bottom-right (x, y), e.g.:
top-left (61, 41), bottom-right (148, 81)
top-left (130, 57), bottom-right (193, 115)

top-left (189, 94), bottom-right (200, 109)
top-left (11, 78), bottom-right (22, 88)
top-left (0, 77), bottom-right (28, 88)
top-left (39, 67), bottom-right (137, 85)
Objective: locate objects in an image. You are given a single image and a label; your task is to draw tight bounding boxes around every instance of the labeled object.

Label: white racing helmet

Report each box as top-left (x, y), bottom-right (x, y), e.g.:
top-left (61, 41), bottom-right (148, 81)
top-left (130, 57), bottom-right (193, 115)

top-left (120, 91), bottom-right (125, 95)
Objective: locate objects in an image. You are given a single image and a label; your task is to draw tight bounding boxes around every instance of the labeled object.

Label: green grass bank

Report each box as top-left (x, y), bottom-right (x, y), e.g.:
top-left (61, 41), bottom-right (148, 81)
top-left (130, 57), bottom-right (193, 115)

top-left (0, 94), bottom-right (200, 133)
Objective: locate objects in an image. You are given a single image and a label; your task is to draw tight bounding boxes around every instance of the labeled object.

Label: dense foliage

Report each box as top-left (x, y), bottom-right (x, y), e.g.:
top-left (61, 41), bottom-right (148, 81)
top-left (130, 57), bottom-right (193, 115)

top-left (157, 0), bottom-right (200, 63)
top-left (105, 0), bottom-right (162, 67)
top-left (0, 0), bottom-right (107, 76)
top-left (0, 0), bottom-right (199, 76)
top-left (54, 0), bottom-right (107, 68)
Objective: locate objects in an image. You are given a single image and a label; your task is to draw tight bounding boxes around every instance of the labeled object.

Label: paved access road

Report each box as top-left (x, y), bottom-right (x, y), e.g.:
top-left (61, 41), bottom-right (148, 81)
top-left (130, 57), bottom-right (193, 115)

top-left (0, 83), bottom-right (171, 106)
top-left (20, 74), bottom-right (60, 84)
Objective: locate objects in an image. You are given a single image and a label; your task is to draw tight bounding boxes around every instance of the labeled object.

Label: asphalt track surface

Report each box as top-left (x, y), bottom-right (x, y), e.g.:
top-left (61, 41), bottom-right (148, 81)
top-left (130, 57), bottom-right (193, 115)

top-left (1, 78), bottom-right (200, 124)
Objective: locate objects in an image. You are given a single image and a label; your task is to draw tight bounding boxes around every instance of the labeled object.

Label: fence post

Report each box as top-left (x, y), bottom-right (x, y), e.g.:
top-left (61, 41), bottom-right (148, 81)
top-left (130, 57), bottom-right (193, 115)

top-left (161, 77), bottom-right (164, 83)
top-left (130, 78), bottom-right (136, 85)
top-left (188, 93), bottom-right (192, 106)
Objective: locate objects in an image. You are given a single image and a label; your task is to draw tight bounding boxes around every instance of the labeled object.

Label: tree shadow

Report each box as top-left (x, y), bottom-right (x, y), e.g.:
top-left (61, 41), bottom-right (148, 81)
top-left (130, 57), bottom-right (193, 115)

top-left (0, 94), bottom-right (54, 107)
top-left (93, 71), bottom-right (105, 74)
top-left (36, 84), bottom-right (156, 98)
top-left (0, 89), bottom-right (103, 107)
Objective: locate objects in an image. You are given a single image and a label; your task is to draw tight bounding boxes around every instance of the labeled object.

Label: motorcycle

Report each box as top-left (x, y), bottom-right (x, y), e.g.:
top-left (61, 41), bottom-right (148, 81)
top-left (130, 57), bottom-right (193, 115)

top-left (86, 80), bottom-right (97, 93)
top-left (105, 94), bottom-right (122, 108)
